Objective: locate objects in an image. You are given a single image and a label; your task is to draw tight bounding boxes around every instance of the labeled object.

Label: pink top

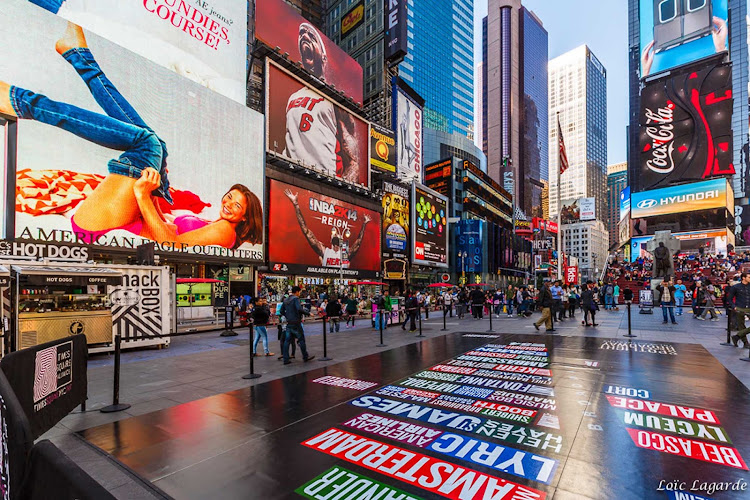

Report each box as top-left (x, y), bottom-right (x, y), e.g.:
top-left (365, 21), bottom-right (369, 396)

top-left (174, 215), bottom-right (236, 247)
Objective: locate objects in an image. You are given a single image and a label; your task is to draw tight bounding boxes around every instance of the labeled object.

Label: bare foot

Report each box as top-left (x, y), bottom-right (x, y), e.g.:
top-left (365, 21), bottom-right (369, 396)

top-left (55, 21), bottom-right (88, 56)
top-left (0, 82), bottom-right (17, 117)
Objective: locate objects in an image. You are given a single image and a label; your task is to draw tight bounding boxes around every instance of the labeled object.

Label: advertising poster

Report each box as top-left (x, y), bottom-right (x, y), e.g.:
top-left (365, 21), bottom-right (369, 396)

top-left (341, 1), bottom-right (364, 40)
top-left (631, 178), bottom-right (732, 218)
top-left (370, 125), bottom-right (396, 174)
top-left (6, 2), bottom-right (265, 261)
top-left (268, 180), bottom-right (381, 278)
top-left (579, 197), bottom-right (596, 221)
top-left (412, 184), bottom-right (448, 268)
top-left (424, 158), bottom-right (452, 196)
top-left (456, 219), bottom-right (482, 274)
top-left (381, 181), bottom-right (409, 259)
top-left (255, 0), bottom-right (363, 104)
top-left (394, 81), bottom-right (424, 183)
top-left (30, 0), bottom-right (247, 103)
top-left (639, 0), bottom-right (728, 78)
top-left (560, 199), bottom-right (582, 224)
top-left (384, 0), bottom-right (408, 64)
top-left (619, 186), bottom-right (631, 221)
top-left (266, 61), bottom-right (370, 187)
top-left (638, 63), bottom-right (733, 190)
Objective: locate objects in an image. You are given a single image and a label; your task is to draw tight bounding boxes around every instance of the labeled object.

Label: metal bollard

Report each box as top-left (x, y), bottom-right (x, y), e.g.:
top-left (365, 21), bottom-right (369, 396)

top-left (441, 304), bottom-right (448, 331)
top-left (377, 309), bottom-right (386, 347)
top-left (623, 302), bottom-right (636, 338)
top-left (416, 307), bottom-right (425, 337)
top-left (321, 317), bottom-right (332, 361)
top-left (242, 325), bottom-right (262, 379)
top-left (100, 334), bottom-right (131, 413)
top-left (487, 306), bottom-right (494, 332)
top-left (721, 308), bottom-right (733, 346)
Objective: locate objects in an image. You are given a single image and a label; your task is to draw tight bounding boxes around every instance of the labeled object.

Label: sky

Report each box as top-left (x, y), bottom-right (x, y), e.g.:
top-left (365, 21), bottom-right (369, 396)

top-left (474, 0), bottom-right (629, 165)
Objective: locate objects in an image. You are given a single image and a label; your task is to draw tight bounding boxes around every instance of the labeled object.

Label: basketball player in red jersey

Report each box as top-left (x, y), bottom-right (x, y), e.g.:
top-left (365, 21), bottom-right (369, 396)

top-left (283, 23), bottom-right (360, 183)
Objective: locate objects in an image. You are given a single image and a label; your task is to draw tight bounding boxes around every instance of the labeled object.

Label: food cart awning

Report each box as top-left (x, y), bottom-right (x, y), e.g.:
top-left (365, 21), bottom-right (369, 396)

top-left (12, 265), bottom-right (123, 286)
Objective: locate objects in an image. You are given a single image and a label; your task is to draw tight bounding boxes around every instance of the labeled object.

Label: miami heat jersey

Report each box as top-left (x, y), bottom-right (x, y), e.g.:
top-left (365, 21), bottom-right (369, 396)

top-left (321, 247), bottom-right (350, 268)
top-left (284, 87), bottom-right (337, 174)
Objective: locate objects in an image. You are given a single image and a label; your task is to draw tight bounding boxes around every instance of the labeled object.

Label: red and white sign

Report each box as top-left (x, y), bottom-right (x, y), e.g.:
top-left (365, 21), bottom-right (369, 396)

top-left (533, 218), bottom-right (558, 234)
top-left (606, 395), bottom-right (719, 424)
top-left (566, 266), bottom-right (578, 285)
top-left (627, 429), bottom-right (747, 470)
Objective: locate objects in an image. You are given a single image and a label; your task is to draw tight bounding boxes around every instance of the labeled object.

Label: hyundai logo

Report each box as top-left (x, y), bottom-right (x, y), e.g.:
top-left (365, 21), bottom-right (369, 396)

top-left (636, 199), bottom-right (658, 209)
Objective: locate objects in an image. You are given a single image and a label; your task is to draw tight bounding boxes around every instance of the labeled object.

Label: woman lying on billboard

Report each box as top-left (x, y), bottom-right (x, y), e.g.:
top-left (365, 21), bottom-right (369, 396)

top-left (0, 23), bottom-right (262, 250)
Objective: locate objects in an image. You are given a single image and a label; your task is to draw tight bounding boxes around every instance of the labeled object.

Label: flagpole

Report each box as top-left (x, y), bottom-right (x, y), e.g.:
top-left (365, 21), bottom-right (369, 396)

top-left (556, 113), bottom-right (563, 281)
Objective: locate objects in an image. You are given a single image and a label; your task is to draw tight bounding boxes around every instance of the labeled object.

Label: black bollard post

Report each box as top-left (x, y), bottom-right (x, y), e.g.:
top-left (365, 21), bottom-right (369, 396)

top-left (487, 305), bottom-right (494, 332)
top-left (101, 334), bottom-right (131, 413)
top-left (441, 304), bottom-right (448, 331)
top-left (321, 317), bottom-right (332, 361)
top-left (416, 307), bottom-right (425, 338)
top-left (623, 302), bottom-right (636, 338)
top-left (377, 309), bottom-right (386, 347)
top-left (220, 304), bottom-right (238, 337)
top-left (721, 308), bottom-right (733, 346)
top-left (242, 324), bottom-right (262, 379)
top-left (548, 306), bottom-right (556, 334)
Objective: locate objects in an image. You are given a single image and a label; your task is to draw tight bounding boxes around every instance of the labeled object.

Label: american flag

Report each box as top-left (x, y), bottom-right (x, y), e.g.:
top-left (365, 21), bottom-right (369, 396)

top-left (558, 115), bottom-right (569, 175)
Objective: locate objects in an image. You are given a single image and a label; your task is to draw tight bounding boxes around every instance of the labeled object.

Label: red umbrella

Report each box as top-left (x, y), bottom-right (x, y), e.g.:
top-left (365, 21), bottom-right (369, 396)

top-left (427, 283), bottom-right (454, 288)
top-left (352, 281), bottom-right (387, 286)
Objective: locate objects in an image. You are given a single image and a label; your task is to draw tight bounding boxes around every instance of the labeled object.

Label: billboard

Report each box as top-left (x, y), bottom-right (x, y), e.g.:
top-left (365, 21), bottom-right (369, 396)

top-left (384, 0), bottom-right (408, 65)
top-left (579, 197), bottom-right (596, 221)
top-left (560, 199), bottom-right (583, 224)
top-left (370, 125), bottom-right (396, 174)
top-left (267, 180), bottom-right (381, 278)
top-left (341, 1), bottom-right (365, 40)
top-left (456, 219), bottom-right (483, 274)
top-left (30, 0), bottom-right (247, 103)
top-left (394, 81), bottom-right (424, 183)
top-left (631, 178), bottom-right (733, 218)
top-left (412, 184), bottom-right (448, 268)
top-left (6, 3), bottom-right (264, 261)
top-left (255, 0), bottom-right (363, 104)
top-left (639, 63), bottom-right (733, 190)
top-left (424, 158), bottom-right (452, 196)
top-left (266, 61), bottom-right (370, 187)
top-left (639, 0), bottom-right (728, 78)
top-left (532, 218), bottom-right (559, 234)
top-left (619, 186), bottom-right (631, 221)
top-left (382, 181), bottom-right (409, 259)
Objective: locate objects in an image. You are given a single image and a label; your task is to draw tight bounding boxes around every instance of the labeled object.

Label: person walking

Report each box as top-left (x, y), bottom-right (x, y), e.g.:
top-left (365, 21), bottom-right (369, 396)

top-left (698, 282), bottom-right (719, 321)
top-left (533, 281), bottom-right (554, 332)
top-left (692, 281), bottom-right (705, 318)
top-left (402, 291), bottom-right (418, 331)
top-left (656, 279), bottom-right (678, 325)
top-left (613, 283), bottom-right (620, 310)
top-left (604, 282), bottom-right (615, 311)
top-left (581, 281), bottom-right (599, 327)
top-left (442, 288), bottom-right (454, 318)
top-left (251, 298), bottom-right (274, 357)
top-left (506, 285), bottom-right (516, 317)
top-left (726, 272), bottom-right (750, 347)
top-left (550, 281), bottom-right (563, 321)
top-left (325, 296), bottom-right (342, 332)
top-left (568, 287), bottom-right (579, 318)
top-left (344, 295), bottom-right (358, 328)
top-left (280, 286), bottom-right (314, 365)
top-left (673, 279), bottom-right (686, 316)
top-left (470, 287), bottom-right (485, 319)
top-left (560, 285), bottom-right (569, 319)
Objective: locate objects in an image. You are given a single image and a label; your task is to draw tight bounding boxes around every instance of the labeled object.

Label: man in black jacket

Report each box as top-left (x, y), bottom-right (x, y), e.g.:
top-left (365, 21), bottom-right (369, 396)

top-left (534, 281), bottom-right (554, 331)
top-left (580, 281), bottom-right (598, 327)
top-left (726, 272), bottom-right (750, 347)
top-left (470, 287), bottom-right (485, 319)
top-left (280, 286), bottom-right (315, 364)
top-left (325, 297), bottom-right (342, 333)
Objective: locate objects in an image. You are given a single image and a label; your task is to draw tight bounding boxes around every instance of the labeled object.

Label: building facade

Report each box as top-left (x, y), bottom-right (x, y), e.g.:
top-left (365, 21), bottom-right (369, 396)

top-left (483, 0), bottom-right (548, 217)
top-left (606, 162), bottom-right (627, 250)
top-left (548, 45), bottom-right (607, 221)
top-left (562, 219), bottom-right (609, 282)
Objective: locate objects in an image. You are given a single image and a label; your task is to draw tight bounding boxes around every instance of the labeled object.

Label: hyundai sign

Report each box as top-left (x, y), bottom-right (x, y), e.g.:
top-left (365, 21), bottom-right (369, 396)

top-left (631, 178), bottom-right (732, 219)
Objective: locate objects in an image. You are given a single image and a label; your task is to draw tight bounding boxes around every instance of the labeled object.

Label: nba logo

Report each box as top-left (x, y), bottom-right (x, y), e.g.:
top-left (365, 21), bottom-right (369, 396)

top-left (415, 243), bottom-right (425, 258)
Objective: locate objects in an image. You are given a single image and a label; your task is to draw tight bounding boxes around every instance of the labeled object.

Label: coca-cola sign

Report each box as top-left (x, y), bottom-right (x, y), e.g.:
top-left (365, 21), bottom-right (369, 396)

top-left (638, 63), bottom-right (734, 192)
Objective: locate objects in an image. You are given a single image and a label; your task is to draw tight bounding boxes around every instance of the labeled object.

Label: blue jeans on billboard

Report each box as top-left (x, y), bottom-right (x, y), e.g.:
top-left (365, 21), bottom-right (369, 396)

top-left (662, 302), bottom-right (676, 324)
top-left (283, 324), bottom-right (309, 363)
top-left (253, 326), bottom-right (269, 355)
top-left (674, 296), bottom-right (684, 315)
top-left (9, 47), bottom-right (172, 202)
top-left (29, 0), bottom-right (64, 14)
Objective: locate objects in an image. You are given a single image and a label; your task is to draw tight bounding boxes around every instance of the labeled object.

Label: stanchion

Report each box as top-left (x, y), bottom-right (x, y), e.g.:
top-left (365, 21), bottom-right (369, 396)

top-left (721, 308), bottom-right (733, 346)
top-left (623, 301), bottom-right (636, 338)
top-left (487, 305), bottom-right (494, 332)
top-left (441, 304), bottom-right (448, 331)
top-left (548, 307), bottom-right (556, 334)
top-left (416, 307), bottom-right (425, 338)
top-left (376, 309), bottom-right (386, 347)
top-left (220, 305), bottom-right (238, 337)
top-left (321, 316), bottom-right (332, 361)
top-left (100, 334), bottom-right (131, 413)
top-left (242, 325), bottom-right (262, 379)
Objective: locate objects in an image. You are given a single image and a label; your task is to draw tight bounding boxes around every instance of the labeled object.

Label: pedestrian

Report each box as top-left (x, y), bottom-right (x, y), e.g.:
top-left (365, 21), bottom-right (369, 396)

top-left (251, 298), bottom-right (274, 357)
top-left (423, 292), bottom-right (431, 319)
top-left (604, 282), bottom-right (614, 311)
top-left (550, 280), bottom-right (563, 321)
top-left (581, 281), bottom-right (599, 327)
top-left (560, 285), bottom-right (569, 319)
top-left (325, 296), bottom-right (342, 332)
top-left (470, 287), bottom-right (485, 319)
top-left (506, 285), bottom-right (515, 317)
top-left (568, 287), bottom-right (578, 318)
top-left (726, 272), bottom-right (750, 347)
top-left (344, 295), bottom-right (358, 328)
top-left (442, 288), bottom-right (454, 318)
top-left (656, 278), bottom-right (678, 325)
top-left (692, 281), bottom-right (704, 318)
top-left (280, 286), bottom-right (315, 365)
top-left (613, 283), bottom-right (620, 310)
top-left (533, 281), bottom-right (554, 331)
top-left (673, 279), bottom-right (686, 315)
top-left (698, 282), bottom-right (719, 321)
top-left (402, 290), bottom-right (418, 331)
top-left (458, 288), bottom-right (468, 318)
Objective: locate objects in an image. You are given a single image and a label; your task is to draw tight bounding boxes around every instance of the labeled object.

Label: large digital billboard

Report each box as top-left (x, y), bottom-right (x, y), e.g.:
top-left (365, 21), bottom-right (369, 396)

top-left (424, 158), bottom-right (452, 196)
top-left (639, 0), bottom-right (728, 78)
top-left (384, 0), bottom-right (408, 65)
top-left (255, 0), bottom-right (364, 104)
top-left (30, 0), bottom-right (247, 103)
top-left (381, 181), bottom-right (409, 260)
top-left (266, 61), bottom-right (370, 187)
top-left (6, 2), bottom-right (264, 261)
top-left (560, 198), bottom-right (594, 224)
top-left (268, 180), bottom-right (381, 278)
top-left (631, 178), bottom-right (733, 218)
top-left (412, 184), bottom-right (448, 268)
top-left (394, 80), bottom-right (424, 183)
top-left (619, 186), bottom-right (631, 221)
top-left (370, 125), bottom-right (396, 174)
top-left (456, 219), bottom-right (482, 274)
top-left (638, 62), bottom-right (733, 190)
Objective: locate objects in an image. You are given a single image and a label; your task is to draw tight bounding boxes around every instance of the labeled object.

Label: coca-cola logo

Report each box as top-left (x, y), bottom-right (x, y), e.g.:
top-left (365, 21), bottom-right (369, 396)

top-left (643, 102), bottom-right (676, 175)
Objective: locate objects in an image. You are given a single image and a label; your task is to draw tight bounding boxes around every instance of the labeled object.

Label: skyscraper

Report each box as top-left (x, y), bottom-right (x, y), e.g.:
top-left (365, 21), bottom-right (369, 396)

top-left (606, 162), bottom-right (628, 250)
top-left (483, 0), bottom-right (548, 217)
top-left (548, 45), bottom-right (607, 220)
